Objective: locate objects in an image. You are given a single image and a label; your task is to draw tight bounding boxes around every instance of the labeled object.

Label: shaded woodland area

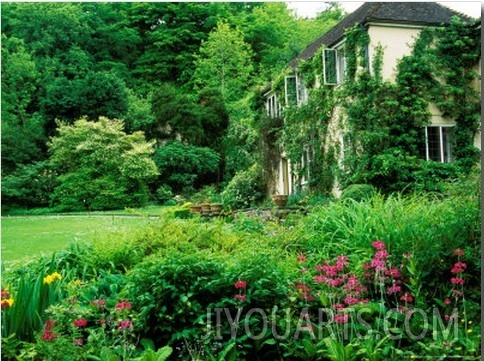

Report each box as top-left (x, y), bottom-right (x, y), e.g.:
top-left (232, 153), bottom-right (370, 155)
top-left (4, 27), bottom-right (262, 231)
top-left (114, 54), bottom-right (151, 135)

top-left (1, 2), bottom-right (343, 211)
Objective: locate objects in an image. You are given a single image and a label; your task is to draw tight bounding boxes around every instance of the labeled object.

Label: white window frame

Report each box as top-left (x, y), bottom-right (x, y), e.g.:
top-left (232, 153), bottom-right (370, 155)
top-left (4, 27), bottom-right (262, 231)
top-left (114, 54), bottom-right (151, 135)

top-left (323, 42), bottom-right (346, 85)
top-left (424, 125), bottom-right (453, 163)
top-left (266, 93), bottom-right (282, 118)
top-left (300, 147), bottom-right (313, 186)
top-left (284, 72), bottom-right (308, 107)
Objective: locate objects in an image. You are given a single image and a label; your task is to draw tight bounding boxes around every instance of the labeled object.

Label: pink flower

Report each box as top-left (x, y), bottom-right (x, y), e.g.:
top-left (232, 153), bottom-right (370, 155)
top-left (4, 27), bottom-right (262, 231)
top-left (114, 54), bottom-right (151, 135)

top-left (450, 277), bottom-right (464, 285)
top-left (444, 298), bottom-right (452, 305)
top-left (371, 259), bottom-right (386, 271)
top-left (400, 292), bottom-right (413, 303)
top-left (73, 318), bottom-right (88, 328)
top-left (41, 320), bottom-right (58, 341)
top-left (45, 319), bottom-right (57, 329)
top-left (386, 268), bottom-right (401, 278)
top-left (386, 283), bottom-right (401, 295)
top-left (372, 241), bottom-right (386, 250)
top-left (41, 329), bottom-right (58, 341)
top-left (233, 294), bottom-right (246, 302)
top-left (297, 253), bottom-right (307, 262)
top-left (344, 295), bottom-right (360, 305)
top-left (336, 255), bottom-right (349, 269)
top-left (327, 278), bottom-right (343, 287)
top-left (117, 320), bottom-right (133, 331)
top-left (235, 280), bottom-right (247, 289)
top-left (453, 249), bottom-right (464, 257)
top-left (452, 290), bottom-right (462, 297)
top-left (73, 338), bottom-right (84, 346)
top-left (334, 313), bottom-right (349, 324)
top-left (451, 262), bottom-right (467, 274)
top-left (374, 250), bottom-right (389, 260)
top-left (314, 275), bottom-right (327, 283)
top-left (115, 301), bottom-right (132, 310)
top-left (333, 303), bottom-right (346, 311)
top-left (90, 298), bottom-right (107, 309)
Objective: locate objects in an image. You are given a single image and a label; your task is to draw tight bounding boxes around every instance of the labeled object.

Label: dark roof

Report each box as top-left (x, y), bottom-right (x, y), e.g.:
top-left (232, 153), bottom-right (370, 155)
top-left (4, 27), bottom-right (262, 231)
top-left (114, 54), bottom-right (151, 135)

top-left (262, 2), bottom-right (475, 94)
top-left (288, 2), bottom-right (475, 68)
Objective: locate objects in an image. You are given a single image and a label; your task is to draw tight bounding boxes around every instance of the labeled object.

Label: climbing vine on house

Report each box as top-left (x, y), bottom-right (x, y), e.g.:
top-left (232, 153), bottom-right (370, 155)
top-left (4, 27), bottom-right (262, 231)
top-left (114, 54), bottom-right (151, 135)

top-left (263, 17), bottom-right (479, 195)
top-left (281, 52), bottom-right (337, 193)
top-left (334, 18), bottom-right (478, 194)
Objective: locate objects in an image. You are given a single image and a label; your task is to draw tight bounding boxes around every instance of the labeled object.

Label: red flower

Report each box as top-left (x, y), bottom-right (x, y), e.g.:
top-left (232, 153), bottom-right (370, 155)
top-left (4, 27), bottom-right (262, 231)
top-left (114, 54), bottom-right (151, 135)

top-left (297, 253), bottom-right (307, 262)
top-left (73, 318), bottom-right (88, 328)
top-left (453, 249), bottom-right (464, 257)
top-left (234, 280), bottom-right (247, 289)
top-left (386, 268), bottom-right (401, 278)
top-left (115, 301), bottom-right (132, 310)
top-left (400, 292), bottom-right (413, 303)
top-left (386, 283), bottom-right (401, 295)
top-left (117, 320), bottom-right (133, 331)
top-left (1, 289), bottom-right (9, 299)
top-left (1, 300), bottom-right (10, 309)
top-left (450, 277), bottom-right (464, 285)
top-left (41, 329), bottom-right (58, 341)
top-left (233, 294), bottom-right (246, 302)
top-left (451, 262), bottom-right (467, 274)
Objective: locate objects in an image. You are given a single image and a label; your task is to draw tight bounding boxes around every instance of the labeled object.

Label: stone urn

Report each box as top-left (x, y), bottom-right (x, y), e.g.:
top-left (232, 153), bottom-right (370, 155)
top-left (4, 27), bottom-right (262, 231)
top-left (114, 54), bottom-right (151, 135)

top-left (272, 194), bottom-right (288, 207)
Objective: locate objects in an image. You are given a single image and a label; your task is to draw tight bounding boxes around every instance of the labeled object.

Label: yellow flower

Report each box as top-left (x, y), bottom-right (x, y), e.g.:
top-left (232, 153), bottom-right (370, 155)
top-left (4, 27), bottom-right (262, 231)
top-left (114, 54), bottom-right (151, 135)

top-left (6, 298), bottom-right (13, 307)
top-left (467, 329), bottom-right (473, 333)
top-left (468, 320), bottom-right (473, 325)
top-left (43, 271), bottom-right (62, 285)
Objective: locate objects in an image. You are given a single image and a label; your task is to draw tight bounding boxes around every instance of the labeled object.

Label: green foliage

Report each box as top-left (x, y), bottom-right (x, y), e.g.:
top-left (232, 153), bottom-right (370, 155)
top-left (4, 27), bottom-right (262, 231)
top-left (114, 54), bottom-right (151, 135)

top-left (222, 164), bottom-right (264, 210)
top-left (1, 161), bottom-right (56, 210)
top-left (153, 141), bottom-right (220, 193)
top-left (340, 184), bottom-right (377, 202)
top-left (49, 117), bottom-right (158, 211)
top-left (2, 258), bottom-right (66, 342)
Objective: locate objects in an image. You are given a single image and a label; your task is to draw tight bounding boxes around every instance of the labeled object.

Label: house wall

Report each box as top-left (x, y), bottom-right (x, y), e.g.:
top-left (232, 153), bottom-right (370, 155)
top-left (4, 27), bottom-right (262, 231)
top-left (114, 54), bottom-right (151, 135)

top-left (369, 23), bottom-right (481, 150)
top-left (368, 24), bottom-right (422, 82)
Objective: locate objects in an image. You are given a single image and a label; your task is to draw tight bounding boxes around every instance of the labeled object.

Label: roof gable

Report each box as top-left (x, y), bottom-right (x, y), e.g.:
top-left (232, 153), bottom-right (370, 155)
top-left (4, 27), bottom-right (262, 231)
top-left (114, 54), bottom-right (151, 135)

top-left (288, 2), bottom-right (474, 68)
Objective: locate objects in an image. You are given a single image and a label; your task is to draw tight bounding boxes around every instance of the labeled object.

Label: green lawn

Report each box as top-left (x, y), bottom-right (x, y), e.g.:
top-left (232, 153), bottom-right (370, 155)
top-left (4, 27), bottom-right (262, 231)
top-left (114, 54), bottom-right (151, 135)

top-left (1, 215), bottom-right (155, 262)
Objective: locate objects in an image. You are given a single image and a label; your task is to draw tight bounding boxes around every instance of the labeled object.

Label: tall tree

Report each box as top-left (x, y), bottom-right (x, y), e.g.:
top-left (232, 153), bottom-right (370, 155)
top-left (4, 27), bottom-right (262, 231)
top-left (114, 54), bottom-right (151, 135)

top-left (1, 34), bottom-right (45, 173)
top-left (193, 21), bottom-right (253, 111)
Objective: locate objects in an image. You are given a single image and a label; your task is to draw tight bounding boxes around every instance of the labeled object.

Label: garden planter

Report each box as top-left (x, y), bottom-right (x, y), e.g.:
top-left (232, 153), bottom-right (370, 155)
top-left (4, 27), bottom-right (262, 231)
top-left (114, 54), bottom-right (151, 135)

top-left (201, 204), bottom-right (212, 215)
top-left (210, 203), bottom-right (222, 215)
top-left (272, 195), bottom-right (288, 207)
top-left (190, 205), bottom-right (202, 214)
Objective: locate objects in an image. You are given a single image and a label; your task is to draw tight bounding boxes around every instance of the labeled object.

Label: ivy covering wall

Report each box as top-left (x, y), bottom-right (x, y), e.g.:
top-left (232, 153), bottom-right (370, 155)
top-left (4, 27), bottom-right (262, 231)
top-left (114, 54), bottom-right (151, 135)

top-left (265, 16), bottom-right (480, 195)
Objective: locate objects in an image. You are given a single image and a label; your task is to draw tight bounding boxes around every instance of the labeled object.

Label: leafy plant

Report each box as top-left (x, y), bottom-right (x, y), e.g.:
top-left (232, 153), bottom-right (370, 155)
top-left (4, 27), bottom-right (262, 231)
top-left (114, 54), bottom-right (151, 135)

top-left (222, 164), bottom-right (264, 210)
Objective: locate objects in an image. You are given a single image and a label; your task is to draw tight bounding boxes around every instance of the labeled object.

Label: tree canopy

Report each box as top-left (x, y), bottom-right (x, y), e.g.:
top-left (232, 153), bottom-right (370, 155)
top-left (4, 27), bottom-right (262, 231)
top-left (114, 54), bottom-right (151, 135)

top-left (1, 2), bottom-right (344, 210)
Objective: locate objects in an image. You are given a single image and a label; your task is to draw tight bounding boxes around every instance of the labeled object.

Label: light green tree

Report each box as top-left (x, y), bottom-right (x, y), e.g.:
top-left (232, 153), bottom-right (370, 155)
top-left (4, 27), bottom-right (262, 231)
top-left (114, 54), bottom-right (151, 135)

top-left (48, 117), bottom-right (158, 211)
top-left (193, 21), bottom-right (253, 110)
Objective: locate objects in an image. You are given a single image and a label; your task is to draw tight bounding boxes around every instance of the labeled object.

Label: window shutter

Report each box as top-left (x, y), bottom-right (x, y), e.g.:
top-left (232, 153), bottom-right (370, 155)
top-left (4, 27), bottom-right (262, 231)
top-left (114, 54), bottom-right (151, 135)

top-left (323, 48), bottom-right (337, 85)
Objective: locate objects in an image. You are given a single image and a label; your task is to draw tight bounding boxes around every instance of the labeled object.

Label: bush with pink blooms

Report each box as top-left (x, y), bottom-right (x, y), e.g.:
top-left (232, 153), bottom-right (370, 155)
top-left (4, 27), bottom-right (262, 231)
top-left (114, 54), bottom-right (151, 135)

top-left (1, 189), bottom-right (480, 360)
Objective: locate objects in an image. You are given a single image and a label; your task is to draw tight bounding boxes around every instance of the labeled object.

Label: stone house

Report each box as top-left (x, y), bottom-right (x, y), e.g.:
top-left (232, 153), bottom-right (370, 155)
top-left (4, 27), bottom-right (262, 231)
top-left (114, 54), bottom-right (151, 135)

top-left (262, 2), bottom-right (481, 196)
